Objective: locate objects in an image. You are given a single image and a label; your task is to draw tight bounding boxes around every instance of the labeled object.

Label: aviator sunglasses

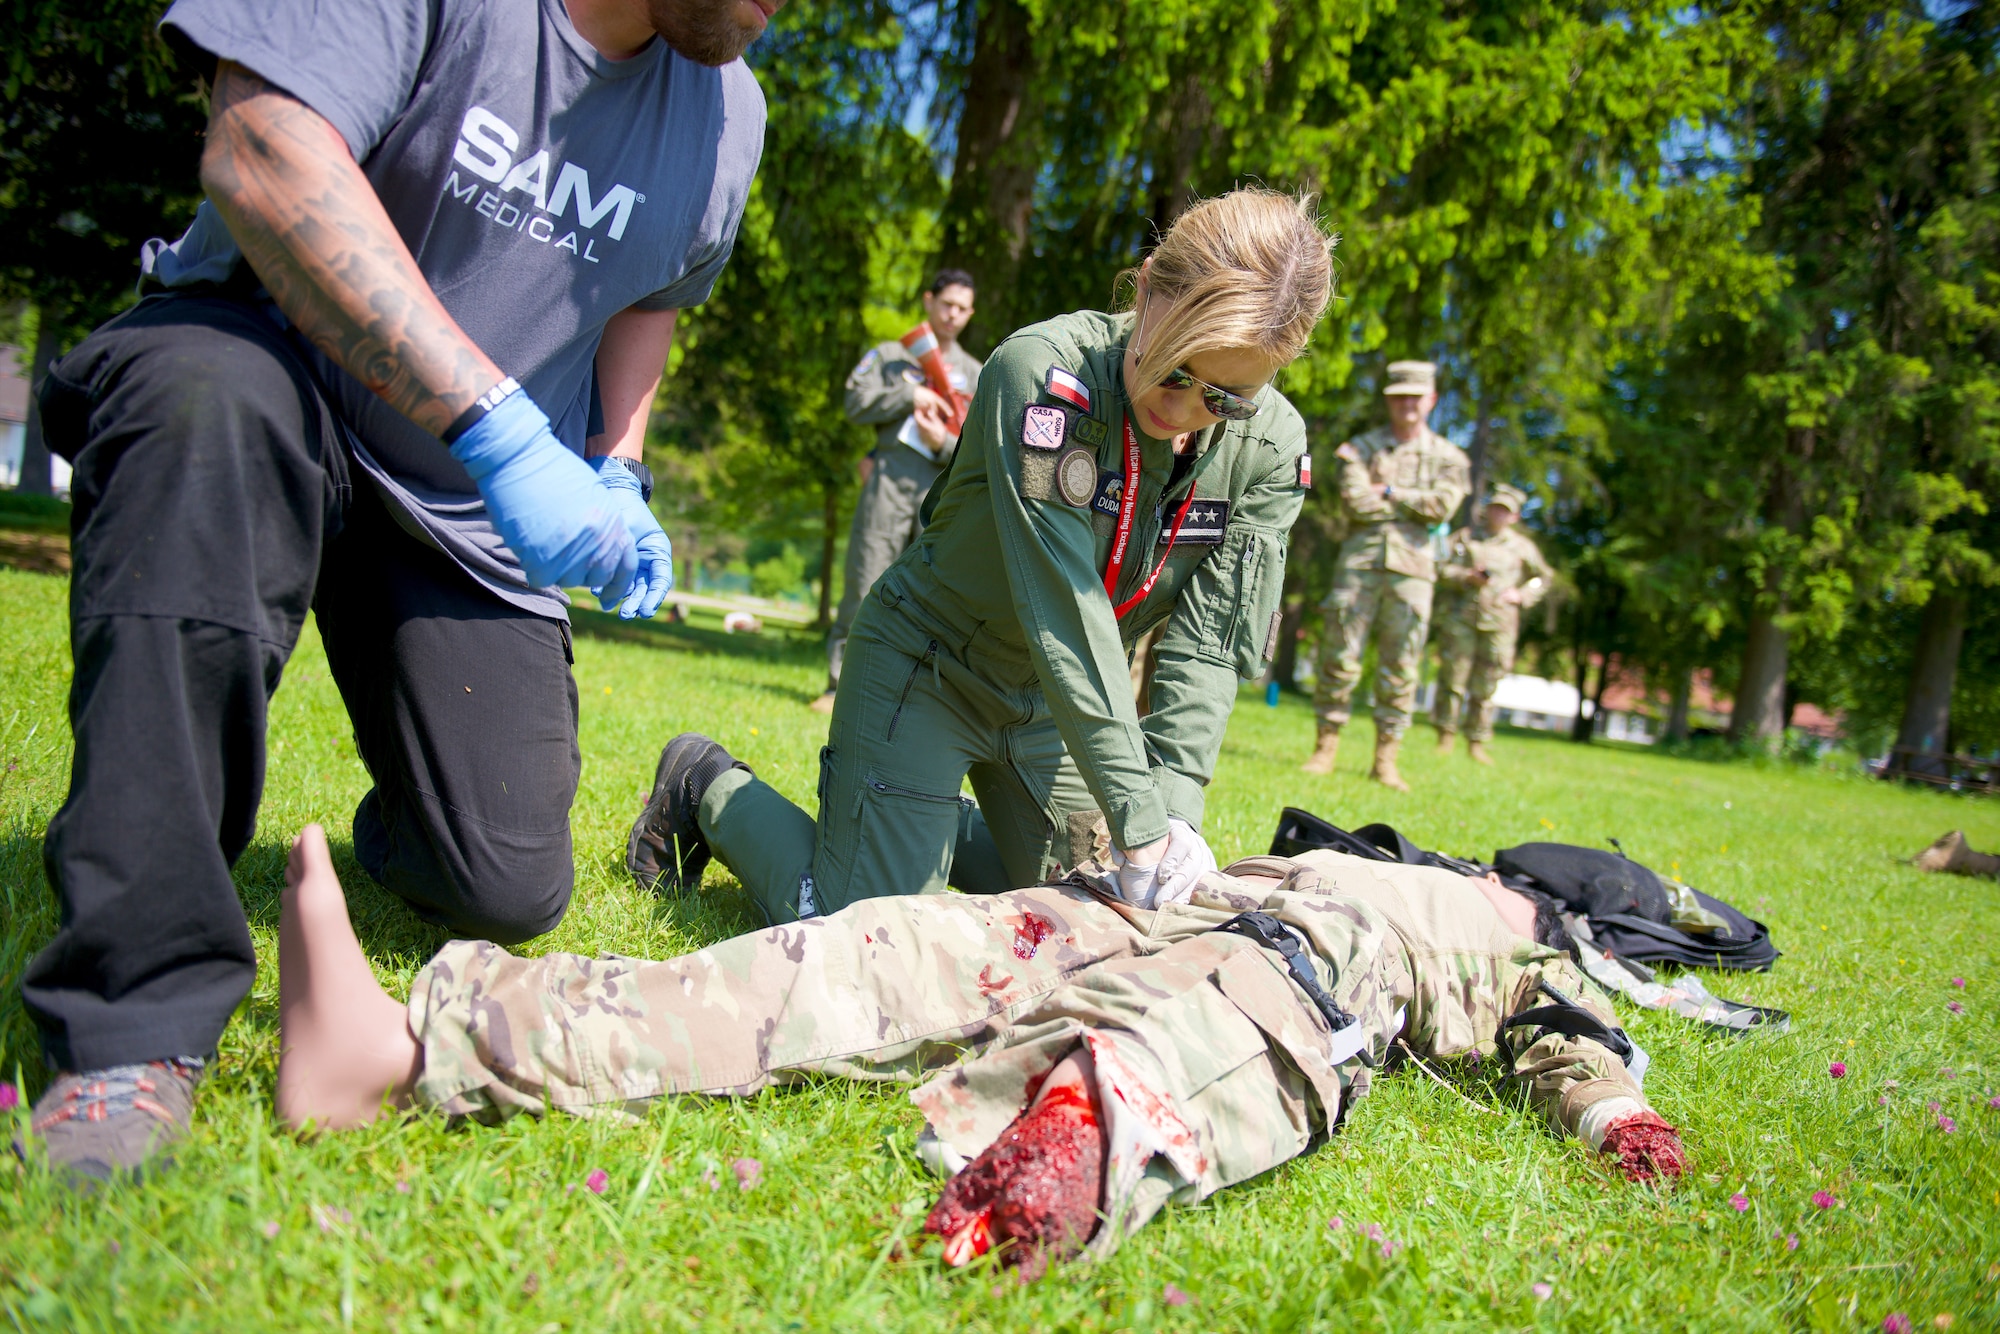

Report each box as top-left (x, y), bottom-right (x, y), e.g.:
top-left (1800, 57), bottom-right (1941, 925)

top-left (1160, 364), bottom-right (1262, 422)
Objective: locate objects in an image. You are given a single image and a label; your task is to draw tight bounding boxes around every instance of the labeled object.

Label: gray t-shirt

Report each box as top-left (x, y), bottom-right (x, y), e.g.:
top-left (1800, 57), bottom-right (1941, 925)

top-left (149, 0), bottom-right (766, 616)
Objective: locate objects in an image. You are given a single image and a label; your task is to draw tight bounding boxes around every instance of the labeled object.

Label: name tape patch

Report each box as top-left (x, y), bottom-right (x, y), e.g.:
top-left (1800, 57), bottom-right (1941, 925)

top-left (1160, 498), bottom-right (1231, 545)
top-left (1021, 403), bottom-right (1069, 451)
top-left (1090, 469), bottom-right (1124, 517)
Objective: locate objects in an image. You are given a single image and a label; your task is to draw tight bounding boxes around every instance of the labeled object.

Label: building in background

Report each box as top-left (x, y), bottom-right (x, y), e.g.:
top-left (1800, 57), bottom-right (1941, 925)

top-left (0, 346), bottom-right (26, 488)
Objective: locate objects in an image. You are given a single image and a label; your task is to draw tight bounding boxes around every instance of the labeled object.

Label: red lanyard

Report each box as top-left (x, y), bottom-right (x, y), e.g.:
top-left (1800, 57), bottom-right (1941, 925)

top-left (1103, 415), bottom-right (1199, 619)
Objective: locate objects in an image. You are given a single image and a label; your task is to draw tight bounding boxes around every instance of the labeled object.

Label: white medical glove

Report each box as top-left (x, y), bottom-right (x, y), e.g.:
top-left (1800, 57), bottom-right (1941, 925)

top-left (1109, 836), bottom-right (1167, 907)
top-left (1151, 818), bottom-right (1217, 907)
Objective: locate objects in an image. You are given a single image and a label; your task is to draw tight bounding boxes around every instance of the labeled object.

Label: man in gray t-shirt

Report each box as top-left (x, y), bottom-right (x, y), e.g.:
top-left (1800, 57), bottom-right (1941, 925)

top-left (18, 0), bottom-right (775, 1183)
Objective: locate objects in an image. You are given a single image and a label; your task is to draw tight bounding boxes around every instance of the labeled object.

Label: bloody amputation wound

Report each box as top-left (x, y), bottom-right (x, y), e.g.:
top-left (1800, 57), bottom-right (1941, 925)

top-left (925, 1079), bottom-right (1105, 1279)
top-left (1600, 1111), bottom-right (1688, 1182)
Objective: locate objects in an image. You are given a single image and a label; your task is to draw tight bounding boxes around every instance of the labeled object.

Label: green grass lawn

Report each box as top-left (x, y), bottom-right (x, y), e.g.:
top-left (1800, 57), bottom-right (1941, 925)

top-left (1, 563), bottom-right (1997, 1332)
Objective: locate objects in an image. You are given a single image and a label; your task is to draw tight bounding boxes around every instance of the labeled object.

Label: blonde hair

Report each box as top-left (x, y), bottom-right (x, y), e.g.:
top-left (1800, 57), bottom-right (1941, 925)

top-left (1118, 188), bottom-right (1337, 395)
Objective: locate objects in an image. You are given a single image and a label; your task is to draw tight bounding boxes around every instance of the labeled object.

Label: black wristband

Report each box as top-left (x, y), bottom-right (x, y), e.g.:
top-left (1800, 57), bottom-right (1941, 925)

top-left (608, 455), bottom-right (653, 503)
top-left (441, 376), bottom-right (522, 446)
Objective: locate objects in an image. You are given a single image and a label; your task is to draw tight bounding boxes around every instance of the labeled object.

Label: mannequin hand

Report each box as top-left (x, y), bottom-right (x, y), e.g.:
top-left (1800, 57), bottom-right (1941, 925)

top-left (591, 458), bottom-right (673, 619)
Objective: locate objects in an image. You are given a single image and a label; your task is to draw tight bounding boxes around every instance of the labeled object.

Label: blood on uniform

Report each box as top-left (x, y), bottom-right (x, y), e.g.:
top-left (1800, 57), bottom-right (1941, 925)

top-left (1012, 913), bottom-right (1054, 960)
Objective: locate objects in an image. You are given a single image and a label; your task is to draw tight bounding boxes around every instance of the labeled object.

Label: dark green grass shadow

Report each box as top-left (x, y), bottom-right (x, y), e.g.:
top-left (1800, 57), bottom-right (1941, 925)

top-left (569, 604), bottom-right (823, 666)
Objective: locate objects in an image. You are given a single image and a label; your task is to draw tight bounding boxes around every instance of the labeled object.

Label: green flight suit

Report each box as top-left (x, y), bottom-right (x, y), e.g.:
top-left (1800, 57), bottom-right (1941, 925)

top-left (703, 309), bottom-right (1307, 923)
top-left (405, 850), bottom-right (1653, 1262)
top-left (827, 339), bottom-right (984, 690)
top-left (1311, 424), bottom-right (1470, 738)
top-left (1434, 522), bottom-right (1553, 740)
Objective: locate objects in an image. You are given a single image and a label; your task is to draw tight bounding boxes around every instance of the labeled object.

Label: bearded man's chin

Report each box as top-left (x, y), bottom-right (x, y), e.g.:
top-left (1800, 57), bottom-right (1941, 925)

top-left (650, 0), bottom-right (764, 67)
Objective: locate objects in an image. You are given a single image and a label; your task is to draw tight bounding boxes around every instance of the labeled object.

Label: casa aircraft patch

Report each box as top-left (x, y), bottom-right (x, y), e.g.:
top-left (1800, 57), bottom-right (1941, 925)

top-left (1045, 366), bottom-right (1091, 411)
top-left (1021, 403), bottom-right (1069, 451)
top-left (1160, 498), bottom-right (1231, 545)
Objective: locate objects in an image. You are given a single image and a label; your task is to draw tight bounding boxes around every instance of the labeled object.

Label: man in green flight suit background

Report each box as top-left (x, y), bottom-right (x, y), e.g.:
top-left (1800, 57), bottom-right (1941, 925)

top-left (1304, 360), bottom-right (1471, 790)
top-left (812, 270), bottom-right (982, 713)
top-left (1433, 484), bottom-right (1553, 764)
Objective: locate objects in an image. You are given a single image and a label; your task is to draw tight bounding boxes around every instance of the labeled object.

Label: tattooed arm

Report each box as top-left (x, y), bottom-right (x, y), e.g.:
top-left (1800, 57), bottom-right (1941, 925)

top-left (199, 60), bottom-right (500, 437)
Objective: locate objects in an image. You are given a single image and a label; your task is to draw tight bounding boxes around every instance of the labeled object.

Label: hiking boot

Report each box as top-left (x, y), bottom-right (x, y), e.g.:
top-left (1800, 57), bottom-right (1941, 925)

top-left (1301, 723), bottom-right (1341, 775)
top-left (1370, 732), bottom-right (1410, 792)
top-left (1468, 740), bottom-right (1494, 766)
top-left (1435, 728), bottom-right (1457, 754)
top-left (1914, 830), bottom-right (2000, 877)
top-left (16, 1057), bottom-right (204, 1187)
top-left (628, 734), bottom-right (751, 894)
top-left (807, 691), bottom-right (837, 716)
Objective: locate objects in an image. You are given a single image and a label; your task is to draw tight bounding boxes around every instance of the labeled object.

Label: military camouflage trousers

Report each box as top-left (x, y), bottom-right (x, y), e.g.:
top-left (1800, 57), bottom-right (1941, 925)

top-left (1313, 567), bottom-right (1435, 737)
top-left (1433, 615), bottom-right (1519, 741)
top-left (404, 856), bottom-right (1648, 1257)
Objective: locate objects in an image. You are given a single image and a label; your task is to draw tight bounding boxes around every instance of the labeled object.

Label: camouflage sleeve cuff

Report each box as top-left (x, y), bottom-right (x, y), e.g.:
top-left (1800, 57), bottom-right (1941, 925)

top-left (1150, 764), bottom-right (1207, 831)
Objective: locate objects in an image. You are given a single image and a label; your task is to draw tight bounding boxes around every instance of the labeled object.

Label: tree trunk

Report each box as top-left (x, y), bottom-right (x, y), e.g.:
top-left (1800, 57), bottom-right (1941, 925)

top-left (817, 483), bottom-right (838, 631)
top-left (1728, 606), bottom-right (1789, 746)
top-left (1591, 652), bottom-right (1617, 740)
top-left (935, 0), bottom-right (1041, 347)
top-left (1667, 665), bottom-right (1692, 742)
top-left (1570, 612), bottom-right (1592, 743)
top-left (1889, 590), bottom-right (1967, 779)
top-left (17, 314), bottom-right (61, 496)
top-left (1466, 384), bottom-right (1494, 525)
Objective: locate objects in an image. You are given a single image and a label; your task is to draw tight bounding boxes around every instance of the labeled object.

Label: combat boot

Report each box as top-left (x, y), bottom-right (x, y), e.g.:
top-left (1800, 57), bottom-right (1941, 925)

top-left (1370, 732), bottom-right (1410, 792)
top-left (1435, 728), bottom-right (1457, 754)
top-left (1301, 722), bottom-right (1341, 775)
top-left (1914, 830), bottom-right (2000, 877)
top-left (628, 734), bottom-right (753, 894)
top-left (1468, 740), bottom-right (1494, 766)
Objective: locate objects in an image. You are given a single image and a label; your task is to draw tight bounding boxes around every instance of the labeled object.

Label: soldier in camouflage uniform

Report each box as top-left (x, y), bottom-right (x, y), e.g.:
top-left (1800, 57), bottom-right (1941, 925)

top-left (813, 272), bottom-right (983, 712)
top-left (274, 822), bottom-right (1685, 1276)
top-left (1305, 361), bottom-right (1470, 791)
top-left (1433, 484), bottom-right (1553, 764)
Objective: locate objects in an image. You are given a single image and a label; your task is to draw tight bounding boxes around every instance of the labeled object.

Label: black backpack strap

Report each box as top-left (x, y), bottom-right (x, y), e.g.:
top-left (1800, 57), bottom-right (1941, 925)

top-left (1496, 979), bottom-right (1636, 1069)
top-left (1214, 912), bottom-right (1376, 1068)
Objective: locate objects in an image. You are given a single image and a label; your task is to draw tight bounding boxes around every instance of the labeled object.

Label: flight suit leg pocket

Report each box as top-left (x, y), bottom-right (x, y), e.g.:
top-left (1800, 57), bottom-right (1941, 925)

top-left (847, 772), bottom-right (963, 902)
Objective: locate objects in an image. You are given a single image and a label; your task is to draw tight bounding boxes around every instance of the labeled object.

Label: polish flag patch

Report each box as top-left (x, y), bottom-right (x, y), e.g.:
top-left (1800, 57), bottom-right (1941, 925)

top-left (1045, 366), bottom-right (1091, 411)
top-left (1298, 453), bottom-right (1313, 488)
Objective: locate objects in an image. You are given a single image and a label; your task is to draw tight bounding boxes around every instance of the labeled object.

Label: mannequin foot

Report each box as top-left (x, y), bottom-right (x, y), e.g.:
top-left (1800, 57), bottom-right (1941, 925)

top-left (275, 825), bottom-right (420, 1132)
top-left (1468, 740), bottom-right (1494, 766)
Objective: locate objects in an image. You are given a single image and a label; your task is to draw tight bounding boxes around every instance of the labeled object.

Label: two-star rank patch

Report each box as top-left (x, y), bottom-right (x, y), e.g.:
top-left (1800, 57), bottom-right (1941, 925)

top-left (1160, 498), bottom-right (1231, 545)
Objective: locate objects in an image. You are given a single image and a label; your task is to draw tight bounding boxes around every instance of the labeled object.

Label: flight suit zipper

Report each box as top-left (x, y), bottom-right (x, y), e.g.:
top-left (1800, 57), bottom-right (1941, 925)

top-left (886, 638), bottom-right (940, 743)
top-left (866, 776), bottom-right (963, 805)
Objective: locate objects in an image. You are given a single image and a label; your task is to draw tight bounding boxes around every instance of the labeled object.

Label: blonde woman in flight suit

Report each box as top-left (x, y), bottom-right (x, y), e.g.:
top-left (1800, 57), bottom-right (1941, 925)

top-left (629, 189), bottom-right (1336, 921)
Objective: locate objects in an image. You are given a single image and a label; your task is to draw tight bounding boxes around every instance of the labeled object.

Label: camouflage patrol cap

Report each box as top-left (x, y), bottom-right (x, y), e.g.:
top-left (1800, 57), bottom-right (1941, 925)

top-left (1486, 483), bottom-right (1527, 513)
top-left (1383, 361), bottom-right (1437, 396)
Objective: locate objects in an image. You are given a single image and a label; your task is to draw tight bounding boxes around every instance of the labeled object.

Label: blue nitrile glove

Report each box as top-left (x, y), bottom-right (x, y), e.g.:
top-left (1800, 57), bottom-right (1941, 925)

top-left (448, 386), bottom-right (636, 594)
top-left (592, 457), bottom-right (674, 619)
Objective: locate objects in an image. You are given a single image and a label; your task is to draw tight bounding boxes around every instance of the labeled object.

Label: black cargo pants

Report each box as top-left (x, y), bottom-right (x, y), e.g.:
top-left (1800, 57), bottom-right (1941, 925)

top-left (23, 293), bottom-right (581, 1071)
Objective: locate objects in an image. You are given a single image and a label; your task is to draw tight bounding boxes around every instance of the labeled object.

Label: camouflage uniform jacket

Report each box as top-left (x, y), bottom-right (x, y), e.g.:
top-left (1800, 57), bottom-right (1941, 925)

top-left (844, 338), bottom-right (983, 467)
top-left (874, 308), bottom-right (1308, 844)
top-left (1439, 523), bottom-right (1553, 635)
top-left (407, 850), bottom-right (1649, 1261)
top-left (1334, 424), bottom-right (1471, 580)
